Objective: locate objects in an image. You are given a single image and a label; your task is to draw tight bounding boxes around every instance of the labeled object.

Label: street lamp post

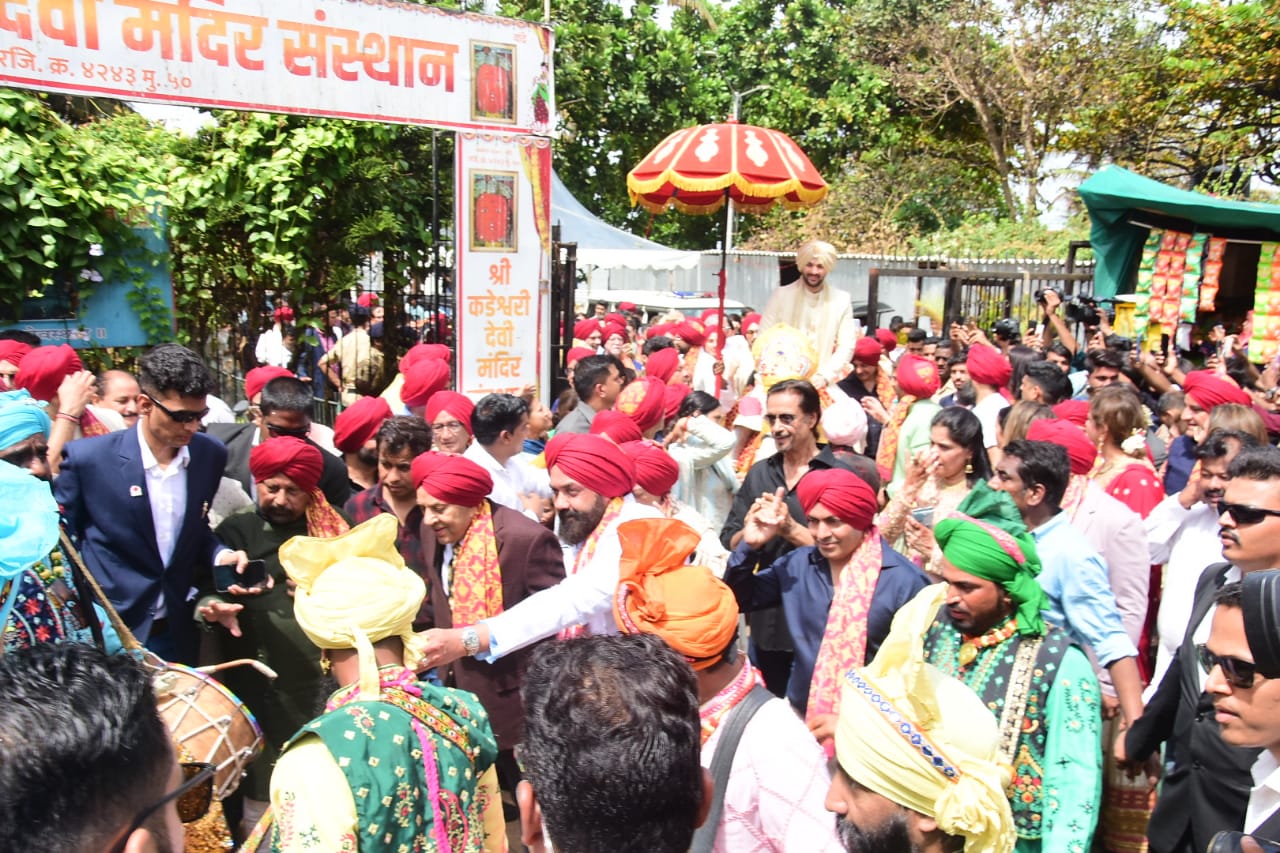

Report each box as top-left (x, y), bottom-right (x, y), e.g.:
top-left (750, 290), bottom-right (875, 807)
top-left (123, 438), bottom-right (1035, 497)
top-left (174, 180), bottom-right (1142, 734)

top-left (724, 85), bottom-right (770, 253)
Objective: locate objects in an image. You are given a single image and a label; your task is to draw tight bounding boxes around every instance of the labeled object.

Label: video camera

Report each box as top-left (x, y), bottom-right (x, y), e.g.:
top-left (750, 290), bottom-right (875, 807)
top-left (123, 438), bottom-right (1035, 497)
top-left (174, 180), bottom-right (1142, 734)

top-left (1034, 288), bottom-right (1113, 327)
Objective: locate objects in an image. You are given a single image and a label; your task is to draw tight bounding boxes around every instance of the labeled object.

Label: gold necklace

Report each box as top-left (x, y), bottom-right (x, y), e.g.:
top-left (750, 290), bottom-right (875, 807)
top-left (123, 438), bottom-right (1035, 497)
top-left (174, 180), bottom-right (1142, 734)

top-left (958, 619), bottom-right (1017, 667)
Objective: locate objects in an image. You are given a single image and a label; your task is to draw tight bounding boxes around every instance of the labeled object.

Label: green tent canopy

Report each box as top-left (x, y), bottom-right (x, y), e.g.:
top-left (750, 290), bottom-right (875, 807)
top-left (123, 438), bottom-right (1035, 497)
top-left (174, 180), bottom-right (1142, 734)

top-left (1077, 166), bottom-right (1280, 298)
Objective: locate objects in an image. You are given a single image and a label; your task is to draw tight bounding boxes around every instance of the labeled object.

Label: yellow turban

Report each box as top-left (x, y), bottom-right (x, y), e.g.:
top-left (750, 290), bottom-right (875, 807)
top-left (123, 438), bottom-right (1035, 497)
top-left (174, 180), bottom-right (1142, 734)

top-left (280, 515), bottom-right (427, 701)
top-left (834, 585), bottom-right (1016, 852)
top-left (796, 239), bottom-right (837, 273)
top-left (612, 518), bottom-right (738, 670)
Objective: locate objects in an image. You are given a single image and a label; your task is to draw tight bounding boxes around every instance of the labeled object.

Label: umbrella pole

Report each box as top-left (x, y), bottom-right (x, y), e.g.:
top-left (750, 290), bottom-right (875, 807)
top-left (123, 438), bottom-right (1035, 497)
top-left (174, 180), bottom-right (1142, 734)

top-left (715, 189), bottom-right (729, 398)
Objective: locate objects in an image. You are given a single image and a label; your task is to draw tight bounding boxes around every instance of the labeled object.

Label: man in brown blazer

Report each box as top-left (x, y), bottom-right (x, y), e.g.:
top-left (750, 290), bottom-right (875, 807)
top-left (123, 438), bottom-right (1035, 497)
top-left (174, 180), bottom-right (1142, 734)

top-left (410, 449), bottom-right (565, 800)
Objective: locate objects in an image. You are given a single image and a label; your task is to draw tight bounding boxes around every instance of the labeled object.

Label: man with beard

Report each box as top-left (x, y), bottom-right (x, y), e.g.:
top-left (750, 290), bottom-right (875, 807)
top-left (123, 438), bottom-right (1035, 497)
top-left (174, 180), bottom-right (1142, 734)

top-left (198, 436), bottom-right (351, 836)
top-left (1125, 445), bottom-right (1280, 853)
top-left (412, 451), bottom-right (564, 807)
top-left (835, 337), bottom-right (891, 458)
top-left (922, 486), bottom-right (1103, 852)
top-left (331, 395), bottom-right (391, 492)
top-left (343, 416), bottom-right (434, 617)
top-left (827, 590), bottom-right (1015, 853)
top-left (760, 240), bottom-right (856, 389)
top-left (416, 432), bottom-right (660, 667)
top-left (721, 378), bottom-right (848, 695)
top-left (938, 352), bottom-right (973, 408)
top-left (1146, 429), bottom-right (1259, 688)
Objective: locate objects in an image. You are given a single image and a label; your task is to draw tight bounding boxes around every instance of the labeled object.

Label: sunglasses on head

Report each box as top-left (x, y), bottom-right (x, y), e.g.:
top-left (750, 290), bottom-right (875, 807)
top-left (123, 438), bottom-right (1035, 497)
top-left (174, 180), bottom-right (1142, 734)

top-left (144, 394), bottom-right (209, 425)
top-left (1216, 501), bottom-right (1280, 526)
top-left (1197, 644), bottom-right (1260, 689)
top-left (108, 762), bottom-right (215, 853)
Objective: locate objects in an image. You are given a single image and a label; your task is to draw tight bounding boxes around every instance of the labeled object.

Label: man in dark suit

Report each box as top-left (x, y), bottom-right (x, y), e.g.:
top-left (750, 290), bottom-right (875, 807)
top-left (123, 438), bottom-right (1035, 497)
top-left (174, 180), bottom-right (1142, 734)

top-left (411, 449), bottom-right (564, 803)
top-left (207, 375), bottom-right (350, 510)
top-left (1126, 445), bottom-right (1280, 852)
top-left (56, 344), bottom-right (248, 664)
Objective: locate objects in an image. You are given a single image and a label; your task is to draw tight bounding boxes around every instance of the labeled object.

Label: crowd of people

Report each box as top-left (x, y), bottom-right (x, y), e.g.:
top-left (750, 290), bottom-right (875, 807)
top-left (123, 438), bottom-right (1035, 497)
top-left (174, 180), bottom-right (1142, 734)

top-left (2, 237), bottom-right (1280, 853)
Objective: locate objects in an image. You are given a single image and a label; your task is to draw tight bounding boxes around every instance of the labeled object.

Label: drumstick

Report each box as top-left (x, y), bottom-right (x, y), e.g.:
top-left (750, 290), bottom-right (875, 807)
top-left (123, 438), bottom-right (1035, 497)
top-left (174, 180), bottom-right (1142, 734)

top-left (194, 659), bottom-right (280, 681)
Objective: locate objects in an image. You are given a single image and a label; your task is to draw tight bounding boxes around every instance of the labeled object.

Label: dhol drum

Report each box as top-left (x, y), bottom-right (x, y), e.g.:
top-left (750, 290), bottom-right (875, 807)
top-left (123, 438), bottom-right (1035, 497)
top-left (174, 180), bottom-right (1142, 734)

top-left (154, 663), bottom-right (264, 800)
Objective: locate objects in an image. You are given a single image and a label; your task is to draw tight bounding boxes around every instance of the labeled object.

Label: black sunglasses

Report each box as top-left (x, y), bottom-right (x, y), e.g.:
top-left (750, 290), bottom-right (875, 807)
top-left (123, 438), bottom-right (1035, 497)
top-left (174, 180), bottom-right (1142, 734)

top-left (108, 762), bottom-right (215, 853)
top-left (1217, 501), bottom-right (1280, 526)
top-left (1197, 644), bottom-right (1260, 689)
top-left (266, 422), bottom-right (310, 439)
top-left (144, 394), bottom-right (210, 425)
top-left (763, 412), bottom-right (800, 426)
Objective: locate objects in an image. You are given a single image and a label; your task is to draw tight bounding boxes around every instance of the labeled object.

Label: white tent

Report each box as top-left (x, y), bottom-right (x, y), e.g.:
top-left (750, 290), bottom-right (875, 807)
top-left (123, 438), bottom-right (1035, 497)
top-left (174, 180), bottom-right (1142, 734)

top-left (552, 172), bottom-right (701, 272)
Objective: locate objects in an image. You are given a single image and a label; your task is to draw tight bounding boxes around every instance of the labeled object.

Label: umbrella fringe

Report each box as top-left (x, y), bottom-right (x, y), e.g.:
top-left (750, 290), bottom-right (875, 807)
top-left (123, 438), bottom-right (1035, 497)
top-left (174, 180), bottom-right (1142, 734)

top-left (629, 176), bottom-right (828, 215)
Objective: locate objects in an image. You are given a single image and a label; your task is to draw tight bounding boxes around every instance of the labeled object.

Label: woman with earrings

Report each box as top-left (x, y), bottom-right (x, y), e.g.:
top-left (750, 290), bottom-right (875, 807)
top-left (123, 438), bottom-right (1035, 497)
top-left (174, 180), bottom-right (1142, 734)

top-left (1087, 384), bottom-right (1164, 519)
top-left (877, 407), bottom-right (992, 580)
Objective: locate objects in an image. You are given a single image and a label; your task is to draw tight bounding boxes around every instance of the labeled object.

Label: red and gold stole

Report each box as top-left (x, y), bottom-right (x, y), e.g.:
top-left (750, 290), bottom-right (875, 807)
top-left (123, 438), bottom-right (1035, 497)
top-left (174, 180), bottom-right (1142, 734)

top-left (449, 501), bottom-right (504, 626)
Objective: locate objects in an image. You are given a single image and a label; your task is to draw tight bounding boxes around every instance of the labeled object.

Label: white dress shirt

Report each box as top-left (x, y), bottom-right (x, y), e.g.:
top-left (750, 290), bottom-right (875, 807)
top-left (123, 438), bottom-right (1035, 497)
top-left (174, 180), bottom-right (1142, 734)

top-left (137, 423), bottom-right (191, 616)
top-left (1247, 750), bottom-right (1280, 834)
top-left (464, 441), bottom-right (538, 519)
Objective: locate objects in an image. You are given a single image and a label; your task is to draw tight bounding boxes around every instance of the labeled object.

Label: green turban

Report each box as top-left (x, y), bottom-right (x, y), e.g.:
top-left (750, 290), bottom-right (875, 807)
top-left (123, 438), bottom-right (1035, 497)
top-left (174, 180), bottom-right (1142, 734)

top-left (934, 483), bottom-right (1047, 636)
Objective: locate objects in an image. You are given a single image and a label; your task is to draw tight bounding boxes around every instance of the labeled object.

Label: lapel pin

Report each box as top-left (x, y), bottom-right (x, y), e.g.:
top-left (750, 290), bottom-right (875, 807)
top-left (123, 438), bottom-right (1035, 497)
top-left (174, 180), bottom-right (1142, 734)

top-left (129, 485), bottom-right (143, 497)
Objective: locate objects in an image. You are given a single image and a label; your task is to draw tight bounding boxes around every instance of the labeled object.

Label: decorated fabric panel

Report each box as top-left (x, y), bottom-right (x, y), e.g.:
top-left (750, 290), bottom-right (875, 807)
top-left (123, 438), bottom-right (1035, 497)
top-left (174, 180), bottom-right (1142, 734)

top-left (1200, 237), bottom-right (1226, 311)
top-left (1251, 242), bottom-right (1280, 364)
top-left (1133, 230), bottom-right (1206, 342)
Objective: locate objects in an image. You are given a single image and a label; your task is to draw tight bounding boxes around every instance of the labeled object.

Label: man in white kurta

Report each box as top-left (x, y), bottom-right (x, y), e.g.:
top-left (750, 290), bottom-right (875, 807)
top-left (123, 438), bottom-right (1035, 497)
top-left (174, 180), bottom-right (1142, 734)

top-left (759, 240), bottom-right (856, 389)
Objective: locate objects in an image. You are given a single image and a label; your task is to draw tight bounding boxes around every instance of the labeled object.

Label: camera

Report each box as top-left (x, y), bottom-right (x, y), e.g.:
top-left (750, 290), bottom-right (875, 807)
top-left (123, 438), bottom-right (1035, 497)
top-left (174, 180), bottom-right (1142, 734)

top-left (1064, 296), bottom-right (1102, 327)
top-left (993, 317), bottom-right (1022, 342)
top-left (1034, 287), bottom-right (1062, 305)
top-left (1208, 831), bottom-right (1280, 853)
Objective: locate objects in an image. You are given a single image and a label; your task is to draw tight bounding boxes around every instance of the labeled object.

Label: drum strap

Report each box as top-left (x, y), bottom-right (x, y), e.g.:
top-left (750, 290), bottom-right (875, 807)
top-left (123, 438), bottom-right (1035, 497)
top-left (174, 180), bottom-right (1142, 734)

top-left (58, 528), bottom-right (144, 653)
top-left (242, 806), bottom-right (274, 852)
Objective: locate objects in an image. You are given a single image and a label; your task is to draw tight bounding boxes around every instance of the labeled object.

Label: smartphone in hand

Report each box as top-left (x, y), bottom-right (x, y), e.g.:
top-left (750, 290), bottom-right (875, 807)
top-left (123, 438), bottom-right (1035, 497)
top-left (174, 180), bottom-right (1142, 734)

top-left (214, 559), bottom-right (268, 594)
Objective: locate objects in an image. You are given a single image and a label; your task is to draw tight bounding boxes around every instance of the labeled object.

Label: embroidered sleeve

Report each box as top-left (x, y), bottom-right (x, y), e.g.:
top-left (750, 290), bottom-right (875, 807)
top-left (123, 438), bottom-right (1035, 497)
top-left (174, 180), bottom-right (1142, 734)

top-left (1040, 647), bottom-right (1103, 853)
top-left (270, 736), bottom-right (358, 852)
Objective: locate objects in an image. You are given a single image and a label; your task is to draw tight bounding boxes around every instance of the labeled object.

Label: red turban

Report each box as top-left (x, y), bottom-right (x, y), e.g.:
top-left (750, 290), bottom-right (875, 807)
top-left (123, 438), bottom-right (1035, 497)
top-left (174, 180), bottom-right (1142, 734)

top-left (874, 328), bottom-right (897, 353)
top-left (617, 376), bottom-right (667, 432)
top-left (545, 432), bottom-right (636, 498)
top-left (245, 366), bottom-right (292, 402)
top-left (399, 343), bottom-right (452, 373)
top-left (700, 309), bottom-right (722, 328)
top-left (423, 391), bottom-right (475, 436)
top-left (618, 302), bottom-right (637, 312)
top-left (15, 344), bottom-right (82, 403)
top-left (645, 348), bottom-right (681, 383)
top-left (332, 395), bottom-right (392, 453)
top-left (400, 358), bottom-right (451, 408)
top-left (0, 340), bottom-right (32, 367)
top-left (621, 440), bottom-right (679, 496)
top-left (250, 436), bottom-right (324, 493)
top-left (1183, 370), bottom-right (1251, 410)
top-left (591, 410), bottom-right (643, 445)
top-left (605, 312), bottom-right (627, 327)
top-left (602, 322), bottom-right (627, 343)
top-left (566, 347), bottom-right (595, 366)
top-left (1052, 400), bottom-right (1090, 427)
top-left (796, 468), bottom-right (877, 531)
top-left (742, 312), bottom-right (762, 332)
top-left (895, 354), bottom-right (939, 398)
top-left (672, 320), bottom-right (707, 348)
top-left (663, 382), bottom-right (690, 422)
top-left (356, 292), bottom-right (378, 308)
top-left (647, 322), bottom-right (675, 340)
top-left (574, 318), bottom-right (602, 340)
top-left (411, 451), bottom-right (492, 507)
top-left (272, 305), bottom-right (294, 322)
top-left (966, 344), bottom-right (1012, 389)
top-left (1027, 418), bottom-right (1096, 476)
top-left (853, 336), bottom-right (884, 365)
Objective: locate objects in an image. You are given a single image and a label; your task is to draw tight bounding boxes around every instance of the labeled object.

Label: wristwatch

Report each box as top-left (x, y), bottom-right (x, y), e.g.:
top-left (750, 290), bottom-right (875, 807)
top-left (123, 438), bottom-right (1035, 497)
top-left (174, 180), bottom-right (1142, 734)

top-left (461, 626), bottom-right (481, 657)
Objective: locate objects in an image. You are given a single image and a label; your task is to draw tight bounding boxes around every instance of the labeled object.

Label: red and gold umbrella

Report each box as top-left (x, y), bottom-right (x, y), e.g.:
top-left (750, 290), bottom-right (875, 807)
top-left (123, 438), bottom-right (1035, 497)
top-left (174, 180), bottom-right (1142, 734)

top-left (626, 121), bottom-right (828, 390)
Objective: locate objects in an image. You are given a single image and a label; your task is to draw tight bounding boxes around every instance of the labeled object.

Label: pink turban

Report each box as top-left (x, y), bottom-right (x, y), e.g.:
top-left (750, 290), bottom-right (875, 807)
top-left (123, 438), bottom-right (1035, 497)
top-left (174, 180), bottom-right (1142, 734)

top-left (1026, 418), bottom-right (1096, 476)
top-left (645, 348), bottom-right (681, 383)
top-left (1183, 370), bottom-right (1251, 410)
top-left (1052, 400), bottom-right (1090, 427)
top-left (356, 293), bottom-right (378, 308)
top-left (272, 305), bottom-right (294, 323)
top-left (245, 366), bottom-right (292, 402)
top-left (574, 318), bottom-right (602, 341)
top-left (700, 309), bottom-right (722, 328)
top-left (545, 433), bottom-right (636, 498)
top-left (0, 340), bottom-right (32, 367)
top-left (741, 313), bottom-right (762, 333)
top-left (663, 382), bottom-right (691, 422)
top-left (400, 359), bottom-right (451, 408)
top-left (874, 329), bottom-right (897, 354)
top-left (250, 436), bottom-right (324, 493)
top-left (853, 337), bottom-right (883, 365)
top-left (821, 399), bottom-right (868, 448)
top-left (895, 354), bottom-right (940, 398)
top-left (621, 440), bottom-right (679, 496)
top-left (966, 344), bottom-right (1012, 389)
top-left (411, 451), bottom-right (492, 507)
top-left (591, 410), bottom-right (644, 445)
top-left (616, 376), bottom-right (667, 432)
top-left (15, 344), bottom-right (82, 403)
top-left (423, 391), bottom-right (475, 436)
top-left (332, 395), bottom-right (392, 454)
top-left (796, 468), bottom-right (877, 531)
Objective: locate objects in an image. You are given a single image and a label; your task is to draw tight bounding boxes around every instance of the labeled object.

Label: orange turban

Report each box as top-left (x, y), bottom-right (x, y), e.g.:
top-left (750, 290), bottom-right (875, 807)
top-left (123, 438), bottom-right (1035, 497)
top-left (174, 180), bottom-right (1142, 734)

top-left (545, 433), bottom-right (636, 498)
top-left (245, 366), bottom-right (292, 402)
top-left (1183, 370), bottom-right (1251, 410)
top-left (896, 354), bottom-right (940, 398)
top-left (423, 391), bottom-right (474, 436)
top-left (591, 410), bottom-right (643, 445)
top-left (411, 451), bottom-right (492, 507)
top-left (621, 440), bottom-right (679, 496)
top-left (645, 348), bottom-right (681, 383)
top-left (400, 359), bottom-right (451, 407)
top-left (616, 376), bottom-right (666, 432)
top-left (966, 344), bottom-right (1012, 389)
top-left (613, 517), bottom-right (738, 671)
top-left (796, 468), bottom-right (878, 531)
top-left (332, 395), bottom-right (391, 454)
top-left (15, 344), bottom-right (82, 403)
top-left (1027, 418), bottom-right (1096, 476)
